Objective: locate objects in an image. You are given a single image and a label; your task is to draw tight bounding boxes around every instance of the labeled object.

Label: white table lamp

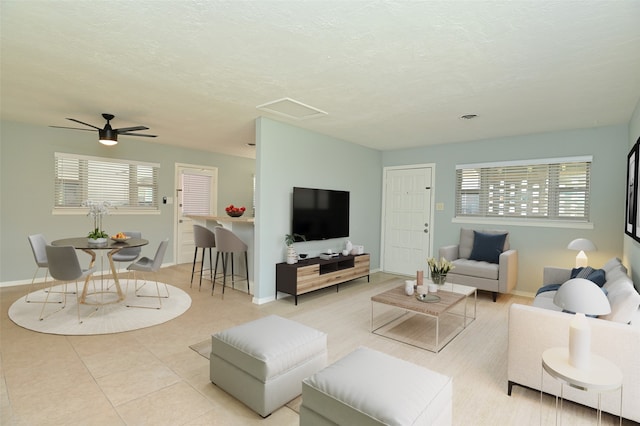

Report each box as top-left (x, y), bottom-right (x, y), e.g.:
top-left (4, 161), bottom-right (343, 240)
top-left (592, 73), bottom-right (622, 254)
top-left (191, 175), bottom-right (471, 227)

top-left (567, 238), bottom-right (597, 268)
top-left (553, 278), bottom-right (611, 369)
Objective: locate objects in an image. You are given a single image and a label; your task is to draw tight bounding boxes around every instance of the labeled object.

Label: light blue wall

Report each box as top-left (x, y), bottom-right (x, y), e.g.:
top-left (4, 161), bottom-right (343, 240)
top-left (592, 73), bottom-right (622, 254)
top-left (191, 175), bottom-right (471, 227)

top-left (0, 121), bottom-right (255, 284)
top-left (382, 125), bottom-right (628, 295)
top-left (3, 116), bottom-right (636, 299)
top-left (254, 117), bottom-right (382, 302)
top-left (624, 98), bottom-right (640, 292)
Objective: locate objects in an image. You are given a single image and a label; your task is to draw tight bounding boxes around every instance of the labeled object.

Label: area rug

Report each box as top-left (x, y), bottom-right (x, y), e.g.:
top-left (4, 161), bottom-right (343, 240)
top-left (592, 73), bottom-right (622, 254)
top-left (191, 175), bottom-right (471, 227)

top-left (9, 280), bottom-right (191, 335)
top-left (189, 338), bottom-right (303, 413)
top-left (189, 339), bottom-right (212, 359)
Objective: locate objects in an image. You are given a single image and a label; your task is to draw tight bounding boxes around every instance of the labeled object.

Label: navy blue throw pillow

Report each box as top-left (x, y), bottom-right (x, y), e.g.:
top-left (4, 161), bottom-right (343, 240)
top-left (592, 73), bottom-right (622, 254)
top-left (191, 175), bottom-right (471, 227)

top-left (469, 231), bottom-right (507, 264)
top-left (570, 266), bottom-right (606, 287)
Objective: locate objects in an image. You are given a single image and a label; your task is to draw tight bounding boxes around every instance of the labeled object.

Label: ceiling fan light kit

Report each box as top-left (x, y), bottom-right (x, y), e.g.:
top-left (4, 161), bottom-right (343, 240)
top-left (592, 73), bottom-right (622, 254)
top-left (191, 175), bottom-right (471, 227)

top-left (51, 113), bottom-right (156, 145)
top-left (99, 129), bottom-right (118, 145)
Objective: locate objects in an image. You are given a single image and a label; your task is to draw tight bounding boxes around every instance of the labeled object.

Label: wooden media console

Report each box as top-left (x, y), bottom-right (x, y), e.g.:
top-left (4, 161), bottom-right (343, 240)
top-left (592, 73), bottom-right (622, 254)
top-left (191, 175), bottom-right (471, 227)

top-left (276, 254), bottom-right (370, 305)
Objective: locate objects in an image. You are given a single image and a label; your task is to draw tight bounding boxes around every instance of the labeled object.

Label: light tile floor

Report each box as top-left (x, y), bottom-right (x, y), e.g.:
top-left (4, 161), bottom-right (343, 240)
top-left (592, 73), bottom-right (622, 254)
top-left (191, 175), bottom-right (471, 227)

top-left (1, 264), bottom-right (299, 426)
top-left (1, 264), bottom-right (632, 425)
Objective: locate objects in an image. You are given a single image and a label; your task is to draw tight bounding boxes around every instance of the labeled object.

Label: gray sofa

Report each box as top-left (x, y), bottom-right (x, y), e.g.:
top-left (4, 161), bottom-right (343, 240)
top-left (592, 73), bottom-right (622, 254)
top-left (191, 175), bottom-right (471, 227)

top-left (508, 258), bottom-right (640, 422)
top-left (439, 228), bottom-right (518, 301)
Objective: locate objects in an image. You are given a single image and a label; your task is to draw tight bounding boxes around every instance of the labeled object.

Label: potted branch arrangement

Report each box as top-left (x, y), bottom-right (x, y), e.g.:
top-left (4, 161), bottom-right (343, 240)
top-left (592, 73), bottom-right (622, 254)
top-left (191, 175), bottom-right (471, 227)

top-left (284, 233), bottom-right (306, 264)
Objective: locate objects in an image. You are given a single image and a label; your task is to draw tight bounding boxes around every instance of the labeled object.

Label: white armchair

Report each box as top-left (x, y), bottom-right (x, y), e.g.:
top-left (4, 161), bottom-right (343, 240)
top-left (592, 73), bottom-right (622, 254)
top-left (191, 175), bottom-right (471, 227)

top-left (439, 228), bottom-right (518, 301)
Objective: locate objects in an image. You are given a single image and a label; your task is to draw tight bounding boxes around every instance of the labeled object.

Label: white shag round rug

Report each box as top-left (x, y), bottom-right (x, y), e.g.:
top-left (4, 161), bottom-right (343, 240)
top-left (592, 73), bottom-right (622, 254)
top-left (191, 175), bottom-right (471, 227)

top-left (8, 280), bottom-right (191, 335)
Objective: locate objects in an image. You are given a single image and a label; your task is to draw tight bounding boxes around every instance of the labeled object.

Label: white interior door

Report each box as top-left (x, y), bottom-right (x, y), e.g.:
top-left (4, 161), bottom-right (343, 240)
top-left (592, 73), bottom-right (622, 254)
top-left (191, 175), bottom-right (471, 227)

top-left (382, 165), bottom-right (433, 276)
top-left (175, 164), bottom-right (218, 264)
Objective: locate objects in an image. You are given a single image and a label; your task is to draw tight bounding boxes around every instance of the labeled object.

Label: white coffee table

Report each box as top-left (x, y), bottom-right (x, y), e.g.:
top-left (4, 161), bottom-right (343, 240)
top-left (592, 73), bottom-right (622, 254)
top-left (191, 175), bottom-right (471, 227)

top-left (370, 280), bottom-right (477, 352)
top-left (430, 281), bottom-right (477, 324)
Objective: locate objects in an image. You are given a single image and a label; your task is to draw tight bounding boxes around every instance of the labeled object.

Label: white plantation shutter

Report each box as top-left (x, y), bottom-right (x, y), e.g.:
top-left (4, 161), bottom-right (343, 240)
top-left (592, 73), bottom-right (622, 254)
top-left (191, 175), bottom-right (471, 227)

top-left (456, 157), bottom-right (591, 222)
top-left (54, 152), bottom-right (159, 211)
top-left (181, 171), bottom-right (213, 215)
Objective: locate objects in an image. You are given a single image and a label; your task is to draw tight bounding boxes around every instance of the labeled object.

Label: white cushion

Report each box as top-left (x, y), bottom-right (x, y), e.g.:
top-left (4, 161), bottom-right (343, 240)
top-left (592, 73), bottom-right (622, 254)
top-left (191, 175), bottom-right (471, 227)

top-left (600, 278), bottom-right (640, 324)
top-left (532, 291), bottom-right (561, 311)
top-left (458, 228), bottom-right (475, 259)
top-left (212, 315), bottom-right (327, 381)
top-left (604, 266), bottom-right (629, 286)
top-left (602, 257), bottom-right (627, 275)
top-left (451, 258), bottom-right (499, 280)
top-left (303, 347), bottom-right (452, 426)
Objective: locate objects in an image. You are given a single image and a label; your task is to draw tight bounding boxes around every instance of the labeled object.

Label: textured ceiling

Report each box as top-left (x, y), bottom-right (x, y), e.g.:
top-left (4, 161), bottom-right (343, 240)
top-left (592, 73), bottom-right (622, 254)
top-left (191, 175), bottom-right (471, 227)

top-left (2, 1), bottom-right (640, 159)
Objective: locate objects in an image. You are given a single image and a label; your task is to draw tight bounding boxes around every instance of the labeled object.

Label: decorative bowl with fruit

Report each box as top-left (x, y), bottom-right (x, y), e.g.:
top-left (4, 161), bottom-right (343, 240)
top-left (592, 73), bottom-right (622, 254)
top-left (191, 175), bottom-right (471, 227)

top-left (225, 205), bottom-right (246, 217)
top-left (111, 232), bottom-right (130, 243)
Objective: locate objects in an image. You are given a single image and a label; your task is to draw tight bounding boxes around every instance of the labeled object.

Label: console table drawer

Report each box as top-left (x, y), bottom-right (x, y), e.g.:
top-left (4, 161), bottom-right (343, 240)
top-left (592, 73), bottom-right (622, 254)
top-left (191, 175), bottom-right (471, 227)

top-left (300, 270), bottom-right (350, 293)
top-left (297, 265), bottom-right (320, 282)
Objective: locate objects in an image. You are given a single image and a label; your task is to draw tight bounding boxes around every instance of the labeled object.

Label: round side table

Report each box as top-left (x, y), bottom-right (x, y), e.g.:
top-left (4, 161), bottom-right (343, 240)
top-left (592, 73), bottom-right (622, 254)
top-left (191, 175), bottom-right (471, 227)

top-left (541, 347), bottom-right (622, 425)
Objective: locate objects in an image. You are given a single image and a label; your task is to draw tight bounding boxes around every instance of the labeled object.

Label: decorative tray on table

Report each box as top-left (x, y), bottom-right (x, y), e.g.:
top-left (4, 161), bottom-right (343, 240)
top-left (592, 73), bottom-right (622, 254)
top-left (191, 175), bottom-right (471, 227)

top-left (416, 293), bottom-right (441, 303)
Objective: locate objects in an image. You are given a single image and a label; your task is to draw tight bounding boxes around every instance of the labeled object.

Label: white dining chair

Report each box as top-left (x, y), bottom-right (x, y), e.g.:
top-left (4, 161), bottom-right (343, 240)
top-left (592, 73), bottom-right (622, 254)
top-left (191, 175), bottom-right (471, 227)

top-left (44, 245), bottom-right (97, 323)
top-left (111, 231), bottom-right (142, 269)
top-left (110, 231), bottom-right (142, 289)
top-left (25, 234), bottom-right (54, 304)
top-left (26, 234), bottom-right (77, 303)
top-left (126, 239), bottom-right (169, 309)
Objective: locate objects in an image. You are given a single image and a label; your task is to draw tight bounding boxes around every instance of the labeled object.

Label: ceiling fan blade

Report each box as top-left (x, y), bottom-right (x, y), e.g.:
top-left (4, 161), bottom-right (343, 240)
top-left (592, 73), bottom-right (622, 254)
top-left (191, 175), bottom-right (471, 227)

top-left (115, 125), bottom-right (149, 133)
top-left (66, 118), bottom-right (102, 130)
top-left (50, 125), bottom-right (96, 132)
top-left (119, 132), bottom-right (157, 138)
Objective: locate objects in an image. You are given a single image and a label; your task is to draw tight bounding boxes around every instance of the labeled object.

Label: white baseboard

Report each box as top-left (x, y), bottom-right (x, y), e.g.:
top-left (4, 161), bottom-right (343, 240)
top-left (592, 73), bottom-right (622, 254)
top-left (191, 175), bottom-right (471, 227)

top-left (1, 262), bottom-right (176, 289)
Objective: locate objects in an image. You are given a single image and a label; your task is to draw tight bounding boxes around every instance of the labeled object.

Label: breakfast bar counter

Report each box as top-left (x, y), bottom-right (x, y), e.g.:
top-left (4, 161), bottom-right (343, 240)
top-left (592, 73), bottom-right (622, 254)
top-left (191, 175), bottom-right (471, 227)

top-left (188, 216), bottom-right (255, 224)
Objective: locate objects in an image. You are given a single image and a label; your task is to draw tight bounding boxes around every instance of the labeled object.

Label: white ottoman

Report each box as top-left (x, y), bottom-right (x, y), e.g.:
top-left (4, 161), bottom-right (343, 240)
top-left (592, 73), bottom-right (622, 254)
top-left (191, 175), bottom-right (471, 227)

top-left (210, 315), bottom-right (327, 417)
top-left (300, 347), bottom-right (452, 425)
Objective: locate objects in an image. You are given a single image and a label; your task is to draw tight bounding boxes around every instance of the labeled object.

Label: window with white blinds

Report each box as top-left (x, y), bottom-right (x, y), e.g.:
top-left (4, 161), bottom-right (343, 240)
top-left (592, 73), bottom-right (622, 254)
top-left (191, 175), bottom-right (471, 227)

top-left (181, 171), bottom-right (213, 215)
top-left (54, 152), bottom-right (160, 212)
top-left (455, 156), bottom-right (592, 222)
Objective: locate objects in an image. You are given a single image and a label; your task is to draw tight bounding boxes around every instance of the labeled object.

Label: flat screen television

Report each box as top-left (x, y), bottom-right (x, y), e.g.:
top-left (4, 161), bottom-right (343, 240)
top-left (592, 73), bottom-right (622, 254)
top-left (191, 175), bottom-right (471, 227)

top-left (291, 187), bottom-right (349, 241)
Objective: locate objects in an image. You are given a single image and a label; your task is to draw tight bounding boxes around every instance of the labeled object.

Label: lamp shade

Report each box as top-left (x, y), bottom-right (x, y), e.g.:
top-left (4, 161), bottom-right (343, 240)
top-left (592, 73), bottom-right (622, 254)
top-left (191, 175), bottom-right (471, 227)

top-left (553, 278), bottom-right (610, 315)
top-left (567, 238), bottom-right (597, 267)
top-left (566, 238), bottom-right (597, 252)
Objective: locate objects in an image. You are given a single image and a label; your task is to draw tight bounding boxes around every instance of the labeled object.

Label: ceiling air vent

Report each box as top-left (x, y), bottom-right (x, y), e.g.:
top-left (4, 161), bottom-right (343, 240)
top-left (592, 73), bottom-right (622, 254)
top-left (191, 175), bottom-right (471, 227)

top-left (256, 97), bottom-right (327, 120)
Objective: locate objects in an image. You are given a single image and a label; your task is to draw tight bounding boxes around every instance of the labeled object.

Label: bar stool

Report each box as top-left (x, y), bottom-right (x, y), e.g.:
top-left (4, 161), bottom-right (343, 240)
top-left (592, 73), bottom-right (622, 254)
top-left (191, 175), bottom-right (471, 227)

top-left (213, 227), bottom-right (249, 295)
top-left (191, 225), bottom-right (218, 291)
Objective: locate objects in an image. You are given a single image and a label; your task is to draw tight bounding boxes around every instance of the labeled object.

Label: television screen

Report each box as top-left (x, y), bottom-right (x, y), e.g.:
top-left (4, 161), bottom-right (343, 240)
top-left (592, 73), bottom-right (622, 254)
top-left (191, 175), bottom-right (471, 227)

top-left (291, 187), bottom-right (349, 241)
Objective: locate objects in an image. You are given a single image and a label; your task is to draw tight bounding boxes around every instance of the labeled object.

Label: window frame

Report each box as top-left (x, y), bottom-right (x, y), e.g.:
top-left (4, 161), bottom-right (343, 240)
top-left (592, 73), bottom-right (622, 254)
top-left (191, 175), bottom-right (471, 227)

top-left (52, 152), bottom-right (161, 216)
top-left (454, 156), bottom-right (593, 229)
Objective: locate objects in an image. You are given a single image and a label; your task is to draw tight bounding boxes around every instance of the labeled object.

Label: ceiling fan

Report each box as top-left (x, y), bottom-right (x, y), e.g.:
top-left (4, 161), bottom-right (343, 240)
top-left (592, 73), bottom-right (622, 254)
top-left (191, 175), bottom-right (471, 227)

top-left (51, 113), bottom-right (157, 146)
